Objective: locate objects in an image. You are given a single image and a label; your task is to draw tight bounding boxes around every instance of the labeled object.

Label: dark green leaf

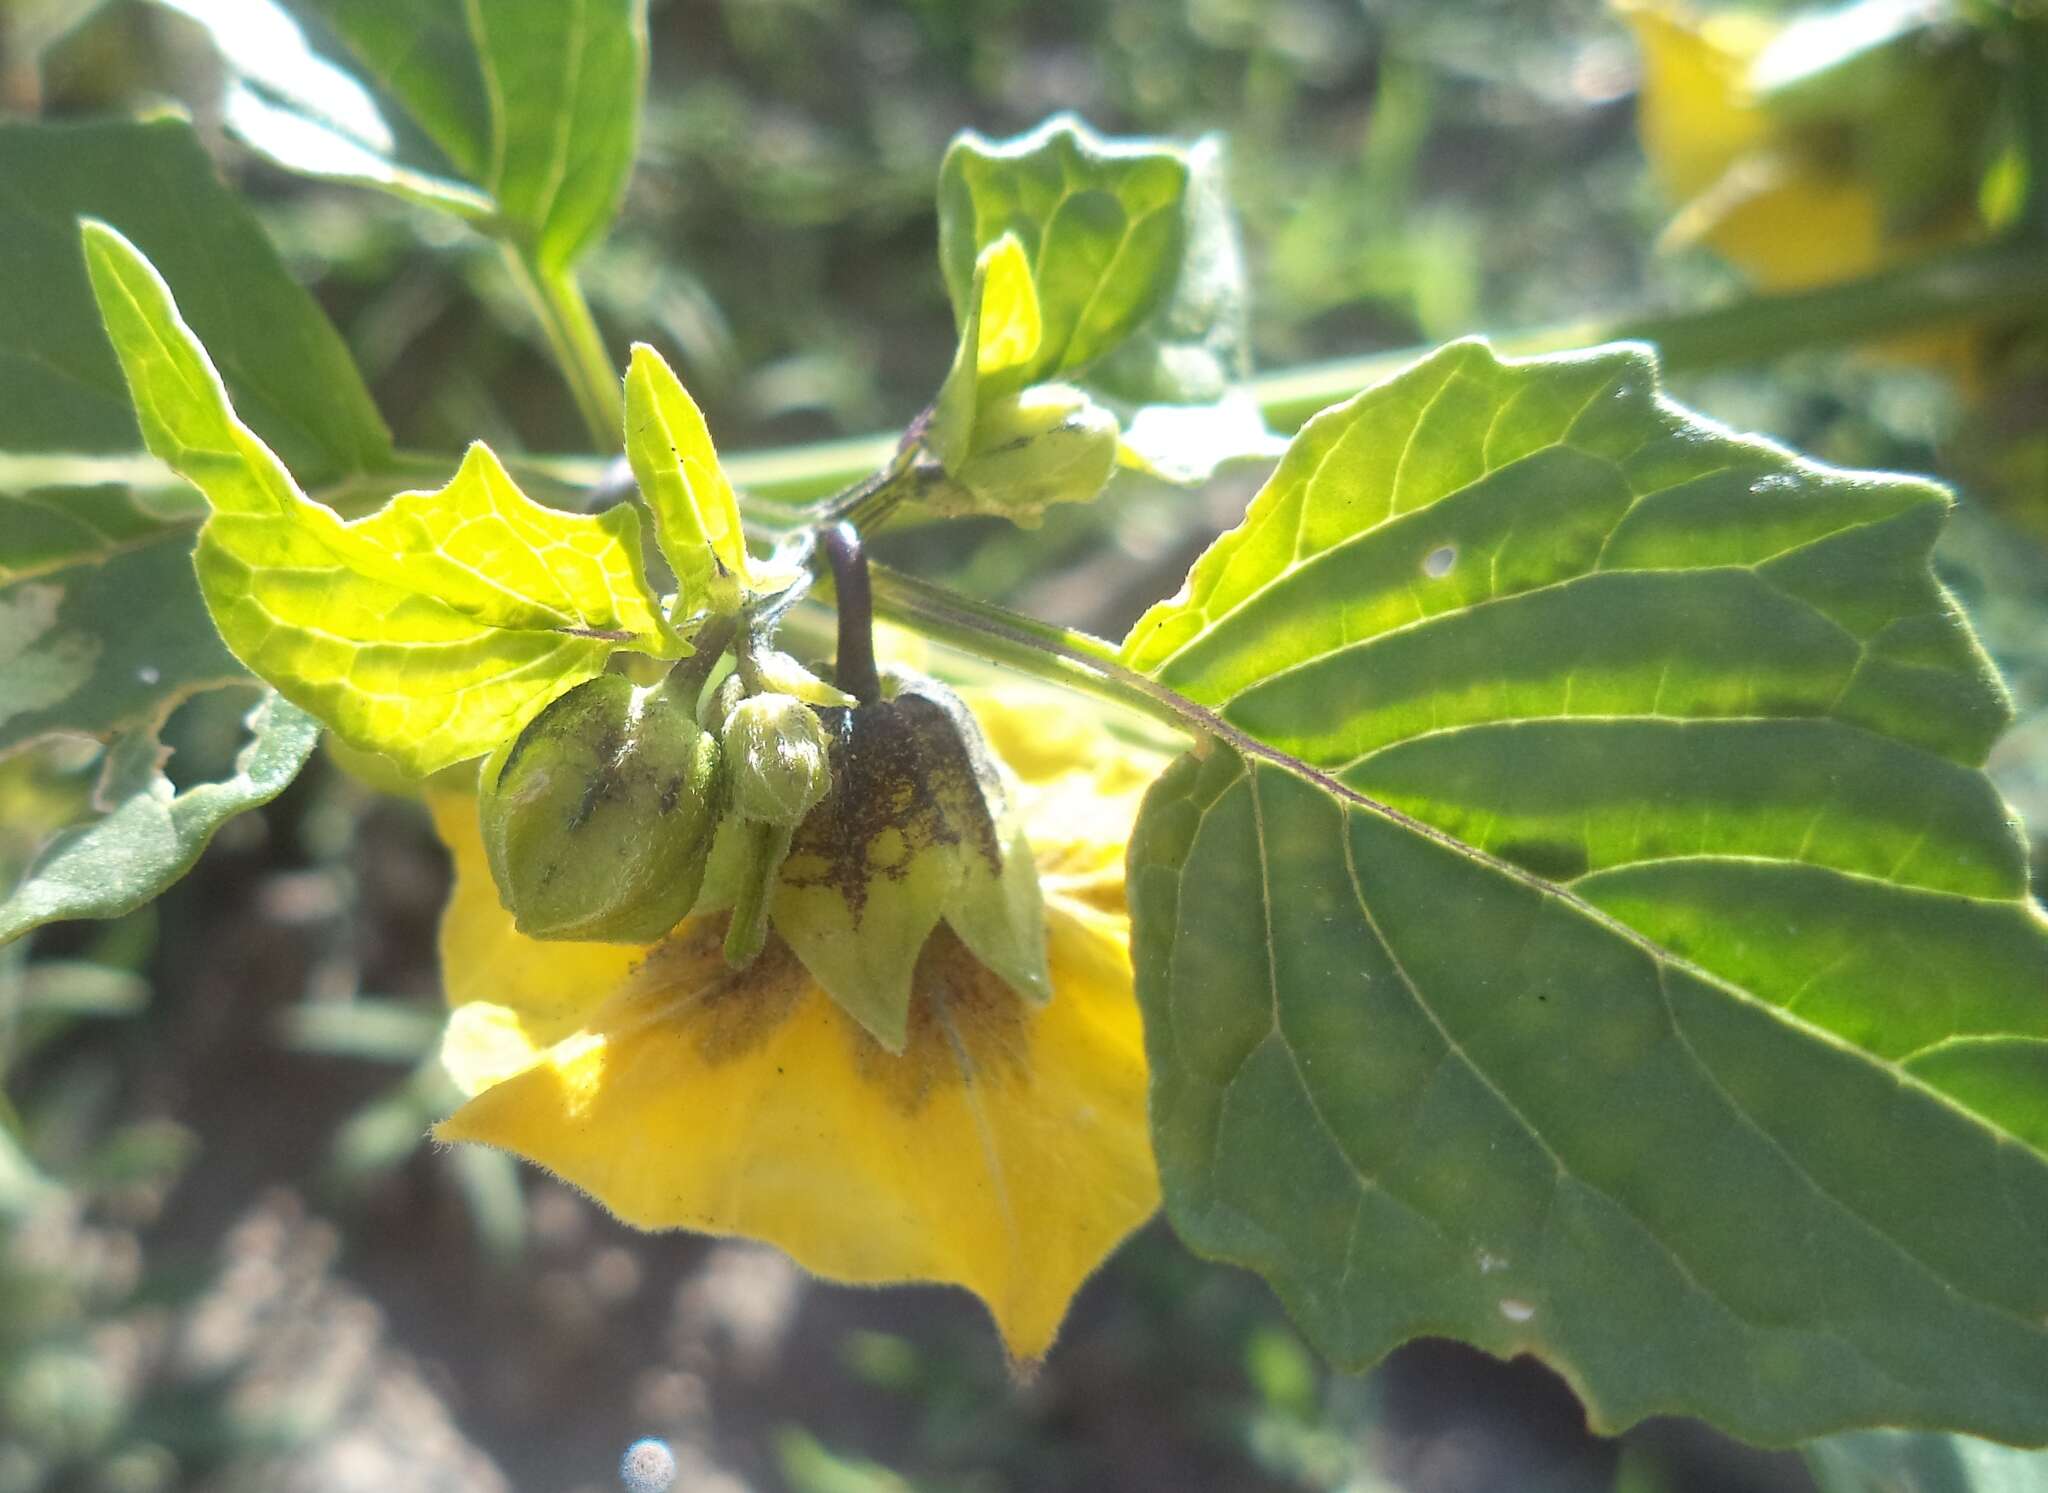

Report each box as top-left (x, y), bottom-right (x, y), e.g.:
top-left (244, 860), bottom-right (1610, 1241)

top-left (1124, 338), bottom-right (2048, 1444)
top-left (0, 520), bottom-right (246, 758)
top-left (0, 690), bottom-right (320, 946)
top-left (183, 0), bottom-right (648, 270)
top-left (0, 117), bottom-right (390, 484)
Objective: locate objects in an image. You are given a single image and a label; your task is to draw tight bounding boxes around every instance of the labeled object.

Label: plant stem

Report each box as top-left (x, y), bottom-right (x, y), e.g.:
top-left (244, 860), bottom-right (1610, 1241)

top-left (503, 248), bottom-right (621, 452)
top-left (823, 525), bottom-right (880, 705)
top-left (709, 236), bottom-right (2048, 502)
top-left (861, 560), bottom-right (1195, 738)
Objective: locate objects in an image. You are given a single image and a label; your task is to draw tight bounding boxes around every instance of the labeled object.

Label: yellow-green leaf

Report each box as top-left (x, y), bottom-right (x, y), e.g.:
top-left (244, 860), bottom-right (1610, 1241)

top-left (82, 221), bottom-right (678, 777)
top-left (623, 342), bottom-right (748, 604)
top-left (938, 115), bottom-right (1189, 388)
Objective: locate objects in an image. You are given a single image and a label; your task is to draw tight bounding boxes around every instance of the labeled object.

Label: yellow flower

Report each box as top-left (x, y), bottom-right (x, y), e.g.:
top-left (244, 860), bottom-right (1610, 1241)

top-left (1617, 0), bottom-right (1992, 293)
top-left (426, 683), bottom-right (1163, 1362)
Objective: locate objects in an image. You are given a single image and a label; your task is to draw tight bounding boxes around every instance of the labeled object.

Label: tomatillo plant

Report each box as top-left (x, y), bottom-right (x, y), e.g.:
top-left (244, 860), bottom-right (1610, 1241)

top-left (5, 0), bottom-right (2048, 1468)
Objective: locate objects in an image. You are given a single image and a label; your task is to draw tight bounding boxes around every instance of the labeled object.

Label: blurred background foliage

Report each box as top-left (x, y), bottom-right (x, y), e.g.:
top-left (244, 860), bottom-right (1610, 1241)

top-left (0, 0), bottom-right (2044, 1488)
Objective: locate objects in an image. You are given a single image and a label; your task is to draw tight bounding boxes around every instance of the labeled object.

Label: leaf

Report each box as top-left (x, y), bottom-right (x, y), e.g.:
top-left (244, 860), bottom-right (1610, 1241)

top-left (151, 0), bottom-right (490, 220)
top-left (0, 690), bottom-right (319, 946)
top-left (1086, 135), bottom-right (1253, 410)
top-left (0, 484), bottom-right (202, 589)
top-left (623, 342), bottom-right (747, 602)
top-left (1115, 390), bottom-right (1287, 487)
top-left (938, 115), bottom-right (1189, 388)
top-left (185, 0), bottom-right (647, 270)
top-left (0, 116), bottom-right (389, 483)
top-left (83, 221), bottom-right (679, 776)
top-left (930, 234), bottom-right (1045, 472)
top-left (1806, 1431), bottom-right (2048, 1493)
top-left (0, 523), bottom-right (245, 758)
top-left (1123, 338), bottom-right (2048, 1445)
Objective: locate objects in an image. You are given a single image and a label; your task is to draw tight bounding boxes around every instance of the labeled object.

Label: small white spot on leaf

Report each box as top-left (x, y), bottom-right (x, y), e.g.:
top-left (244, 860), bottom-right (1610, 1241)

top-left (1422, 545), bottom-right (1456, 579)
top-left (137, 665), bottom-right (160, 685)
top-left (1477, 1250), bottom-right (1507, 1275)
top-left (1497, 1297), bottom-right (1536, 1323)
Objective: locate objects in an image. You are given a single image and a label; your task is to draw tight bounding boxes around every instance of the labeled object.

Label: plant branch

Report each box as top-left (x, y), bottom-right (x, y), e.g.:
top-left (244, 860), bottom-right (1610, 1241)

top-left (502, 248), bottom-right (621, 452)
top-left (861, 560), bottom-right (1193, 737)
top-left (714, 236), bottom-right (2048, 502)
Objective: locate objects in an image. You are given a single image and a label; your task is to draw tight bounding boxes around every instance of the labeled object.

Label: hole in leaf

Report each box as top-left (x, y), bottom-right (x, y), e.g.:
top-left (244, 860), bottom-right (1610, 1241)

top-left (1422, 544), bottom-right (1456, 578)
top-left (158, 684), bottom-right (264, 794)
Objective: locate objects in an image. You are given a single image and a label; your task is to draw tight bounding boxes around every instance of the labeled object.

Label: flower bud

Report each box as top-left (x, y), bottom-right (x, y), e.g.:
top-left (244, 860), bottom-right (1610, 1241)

top-left (479, 674), bottom-right (723, 943)
top-left (721, 692), bottom-right (834, 827)
top-left (944, 384), bottom-right (1119, 523)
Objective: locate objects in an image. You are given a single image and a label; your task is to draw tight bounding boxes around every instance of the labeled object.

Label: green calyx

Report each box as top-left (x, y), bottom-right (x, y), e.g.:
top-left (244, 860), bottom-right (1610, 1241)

top-left (943, 383), bottom-right (1120, 523)
top-left (767, 666), bottom-right (1051, 1053)
top-left (479, 673), bottom-right (724, 943)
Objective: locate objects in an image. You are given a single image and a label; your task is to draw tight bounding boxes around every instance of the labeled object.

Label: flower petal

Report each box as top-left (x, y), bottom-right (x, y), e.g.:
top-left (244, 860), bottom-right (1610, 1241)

top-left (429, 791), bottom-right (639, 1093)
top-left (437, 918), bottom-right (1157, 1360)
top-left (428, 685), bottom-right (1167, 1358)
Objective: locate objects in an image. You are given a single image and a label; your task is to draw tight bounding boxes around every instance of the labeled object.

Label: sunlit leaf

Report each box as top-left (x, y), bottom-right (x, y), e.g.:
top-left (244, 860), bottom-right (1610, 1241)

top-left (938, 115), bottom-right (1189, 388)
top-left (0, 690), bottom-right (319, 946)
top-left (1124, 338), bottom-right (2048, 1444)
top-left (0, 117), bottom-right (389, 483)
top-left (83, 221), bottom-right (679, 776)
top-left (1115, 390), bottom-right (1286, 486)
top-left (623, 342), bottom-right (748, 602)
top-left (1087, 136), bottom-right (1253, 410)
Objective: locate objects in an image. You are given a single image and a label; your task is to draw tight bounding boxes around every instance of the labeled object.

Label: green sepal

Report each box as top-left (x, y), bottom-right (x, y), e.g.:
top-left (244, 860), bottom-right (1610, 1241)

top-left (941, 384), bottom-right (1120, 524)
top-left (722, 692), bottom-right (834, 826)
top-left (624, 342), bottom-right (750, 610)
top-left (769, 670), bottom-right (1049, 1052)
top-left (724, 818), bottom-right (795, 969)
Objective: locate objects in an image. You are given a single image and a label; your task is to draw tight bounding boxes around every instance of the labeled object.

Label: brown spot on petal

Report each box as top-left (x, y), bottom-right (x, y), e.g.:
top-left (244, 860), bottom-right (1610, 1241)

top-left (856, 925), bottom-right (1032, 1116)
top-left (624, 916), bottom-right (808, 1066)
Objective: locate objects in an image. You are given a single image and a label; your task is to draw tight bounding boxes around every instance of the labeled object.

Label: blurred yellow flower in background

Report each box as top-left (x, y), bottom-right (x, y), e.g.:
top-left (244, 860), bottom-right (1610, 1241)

top-left (426, 684), bottom-right (1164, 1362)
top-left (1617, 0), bottom-right (2006, 292)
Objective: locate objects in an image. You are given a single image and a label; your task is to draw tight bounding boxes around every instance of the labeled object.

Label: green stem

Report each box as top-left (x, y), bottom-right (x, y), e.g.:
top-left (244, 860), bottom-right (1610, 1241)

top-left (723, 236), bottom-right (2048, 501)
top-left (502, 248), bottom-right (621, 452)
top-left (863, 560), bottom-right (1192, 738)
top-left (1251, 236), bottom-right (2048, 430)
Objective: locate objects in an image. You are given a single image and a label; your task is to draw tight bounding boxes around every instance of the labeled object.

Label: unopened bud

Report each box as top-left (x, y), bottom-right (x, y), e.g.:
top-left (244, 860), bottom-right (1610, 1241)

top-left (722, 692), bottom-right (833, 826)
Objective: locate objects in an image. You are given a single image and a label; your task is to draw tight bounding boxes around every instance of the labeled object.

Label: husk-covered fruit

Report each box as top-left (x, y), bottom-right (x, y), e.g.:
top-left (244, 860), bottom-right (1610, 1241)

top-left (479, 674), bottom-right (723, 943)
